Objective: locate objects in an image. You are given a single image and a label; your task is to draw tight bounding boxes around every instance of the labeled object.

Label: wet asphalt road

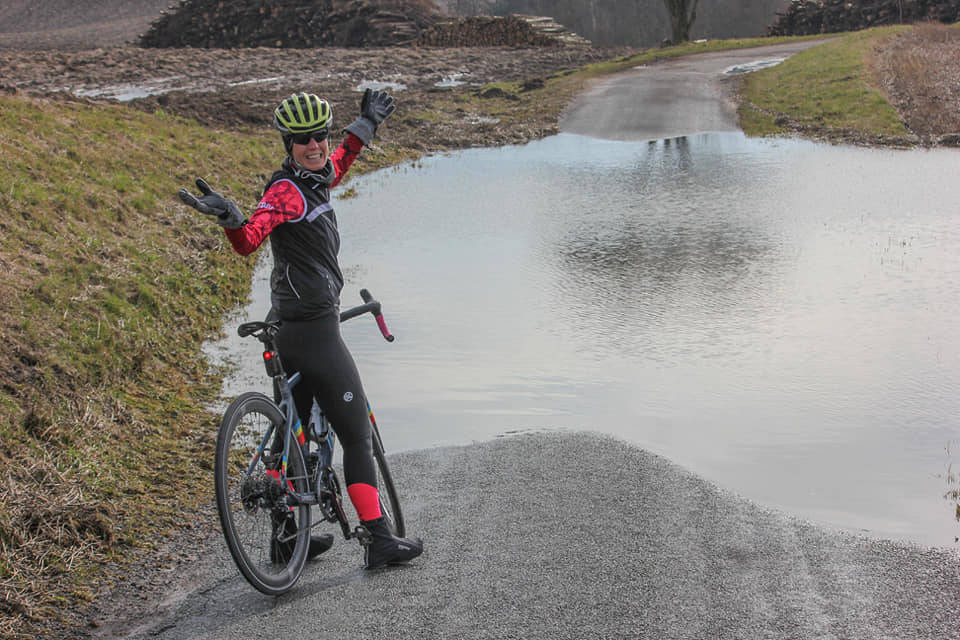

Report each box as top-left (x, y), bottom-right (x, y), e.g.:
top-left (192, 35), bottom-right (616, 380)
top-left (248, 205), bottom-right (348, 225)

top-left (123, 432), bottom-right (960, 639)
top-left (559, 40), bottom-right (829, 141)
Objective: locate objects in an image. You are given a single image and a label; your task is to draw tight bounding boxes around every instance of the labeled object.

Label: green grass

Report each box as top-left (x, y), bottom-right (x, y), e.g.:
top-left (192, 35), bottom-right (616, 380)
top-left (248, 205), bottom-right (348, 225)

top-left (0, 95), bottom-right (275, 636)
top-left (738, 26), bottom-right (910, 138)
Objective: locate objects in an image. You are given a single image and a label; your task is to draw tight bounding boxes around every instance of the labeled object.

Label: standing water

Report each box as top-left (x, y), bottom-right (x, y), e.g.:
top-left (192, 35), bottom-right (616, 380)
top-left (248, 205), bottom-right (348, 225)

top-left (207, 132), bottom-right (960, 548)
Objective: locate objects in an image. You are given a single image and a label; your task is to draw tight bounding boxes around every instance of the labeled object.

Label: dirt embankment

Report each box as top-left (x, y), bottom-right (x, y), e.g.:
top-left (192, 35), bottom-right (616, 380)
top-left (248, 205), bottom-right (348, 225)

top-left (870, 22), bottom-right (960, 144)
top-left (768, 0), bottom-right (959, 36)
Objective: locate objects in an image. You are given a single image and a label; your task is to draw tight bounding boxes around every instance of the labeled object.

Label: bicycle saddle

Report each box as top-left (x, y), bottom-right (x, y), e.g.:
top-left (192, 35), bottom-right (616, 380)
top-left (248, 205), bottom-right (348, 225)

top-left (237, 321), bottom-right (281, 338)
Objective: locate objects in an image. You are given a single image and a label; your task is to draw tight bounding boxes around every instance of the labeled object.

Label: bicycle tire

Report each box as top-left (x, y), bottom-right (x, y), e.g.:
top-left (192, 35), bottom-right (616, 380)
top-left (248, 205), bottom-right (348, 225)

top-left (371, 423), bottom-right (405, 538)
top-left (215, 392), bottom-right (310, 595)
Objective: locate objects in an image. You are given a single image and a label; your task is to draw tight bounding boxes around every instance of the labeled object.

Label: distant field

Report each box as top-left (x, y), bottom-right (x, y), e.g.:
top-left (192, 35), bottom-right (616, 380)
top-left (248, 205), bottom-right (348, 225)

top-left (0, 0), bottom-right (169, 48)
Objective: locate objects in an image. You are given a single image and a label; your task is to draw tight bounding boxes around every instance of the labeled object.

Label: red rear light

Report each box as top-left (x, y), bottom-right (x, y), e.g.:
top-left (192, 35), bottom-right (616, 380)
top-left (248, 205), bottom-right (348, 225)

top-left (262, 350), bottom-right (282, 377)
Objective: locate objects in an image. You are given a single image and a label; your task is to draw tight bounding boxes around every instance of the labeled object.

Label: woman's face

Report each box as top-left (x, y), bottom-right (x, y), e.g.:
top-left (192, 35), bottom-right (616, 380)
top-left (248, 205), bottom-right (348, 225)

top-left (291, 135), bottom-right (330, 172)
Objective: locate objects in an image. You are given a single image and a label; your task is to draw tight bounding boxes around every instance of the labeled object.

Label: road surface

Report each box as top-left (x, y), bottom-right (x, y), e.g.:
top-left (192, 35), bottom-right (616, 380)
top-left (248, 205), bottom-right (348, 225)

top-left (106, 432), bottom-right (960, 639)
top-left (559, 41), bottom-right (827, 141)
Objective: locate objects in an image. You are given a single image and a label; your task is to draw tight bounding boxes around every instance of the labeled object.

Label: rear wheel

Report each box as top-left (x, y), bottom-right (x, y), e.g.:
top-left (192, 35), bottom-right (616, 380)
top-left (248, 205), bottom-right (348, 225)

top-left (215, 392), bottom-right (310, 595)
top-left (371, 424), bottom-right (404, 537)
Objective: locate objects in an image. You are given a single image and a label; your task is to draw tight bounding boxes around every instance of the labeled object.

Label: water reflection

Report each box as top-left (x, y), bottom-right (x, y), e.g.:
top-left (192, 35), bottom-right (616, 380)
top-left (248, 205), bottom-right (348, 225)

top-left (543, 135), bottom-right (779, 365)
top-left (554, 136), bottom-right (772, 294)
top-left (211, 132), bottom-right (960, 547)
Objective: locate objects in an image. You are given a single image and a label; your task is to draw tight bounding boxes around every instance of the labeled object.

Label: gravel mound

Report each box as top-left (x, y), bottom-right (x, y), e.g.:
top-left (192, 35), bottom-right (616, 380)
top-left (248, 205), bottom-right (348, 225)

top-left (418, 14), bottom-right (588, 47)
top-left (89, 432), bottom-right (960, 639)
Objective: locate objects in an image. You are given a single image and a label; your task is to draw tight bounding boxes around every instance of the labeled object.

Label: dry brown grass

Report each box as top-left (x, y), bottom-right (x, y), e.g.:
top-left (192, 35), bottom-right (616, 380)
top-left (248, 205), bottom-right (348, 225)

top-left (0, 452), bottom-right (116, 631)
top-left (870, 21), bottom-right (960, 142)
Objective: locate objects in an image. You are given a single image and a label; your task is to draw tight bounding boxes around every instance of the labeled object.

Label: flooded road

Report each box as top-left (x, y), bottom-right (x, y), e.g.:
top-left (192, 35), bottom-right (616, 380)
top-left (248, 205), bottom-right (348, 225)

top-left (207, 130), bottom-right (960, 548)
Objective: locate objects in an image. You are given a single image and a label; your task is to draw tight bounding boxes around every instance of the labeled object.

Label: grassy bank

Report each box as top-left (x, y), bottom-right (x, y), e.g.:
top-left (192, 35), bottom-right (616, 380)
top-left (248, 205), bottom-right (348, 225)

top-left (737, 26), bottom-right (912, 143)
top-left (0, 93), bottom-right (278, 636)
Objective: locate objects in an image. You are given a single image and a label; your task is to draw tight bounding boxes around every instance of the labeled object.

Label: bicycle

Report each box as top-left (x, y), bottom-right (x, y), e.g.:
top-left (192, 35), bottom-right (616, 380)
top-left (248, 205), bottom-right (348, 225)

top-left (213, 289), bottom-right (405, 595)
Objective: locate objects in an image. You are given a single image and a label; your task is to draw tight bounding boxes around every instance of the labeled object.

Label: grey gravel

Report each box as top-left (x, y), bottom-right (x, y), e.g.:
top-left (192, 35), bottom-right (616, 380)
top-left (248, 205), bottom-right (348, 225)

top-left (116, 431), bottom-right (960, 640)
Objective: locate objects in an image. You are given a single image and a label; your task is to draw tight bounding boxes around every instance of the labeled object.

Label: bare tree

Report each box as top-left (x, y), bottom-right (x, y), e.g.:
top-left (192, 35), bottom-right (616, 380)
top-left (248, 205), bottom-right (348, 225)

top-left (662, 0), bottom-right (699, 43)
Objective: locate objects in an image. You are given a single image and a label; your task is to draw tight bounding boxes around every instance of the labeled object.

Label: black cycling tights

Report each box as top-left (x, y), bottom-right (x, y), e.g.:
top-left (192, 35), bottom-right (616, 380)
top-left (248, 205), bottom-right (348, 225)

top-left (276, 314), bottom-right (377, 490)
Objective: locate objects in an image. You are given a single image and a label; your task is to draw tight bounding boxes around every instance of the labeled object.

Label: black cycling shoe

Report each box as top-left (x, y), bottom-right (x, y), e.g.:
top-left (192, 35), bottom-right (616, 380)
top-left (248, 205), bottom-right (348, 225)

top-left (270, 511), bottom-right (334, 564)
top-left (361, 517), bottom-right (423, 570)
top-left (307, 533), bottom-right (334, 560)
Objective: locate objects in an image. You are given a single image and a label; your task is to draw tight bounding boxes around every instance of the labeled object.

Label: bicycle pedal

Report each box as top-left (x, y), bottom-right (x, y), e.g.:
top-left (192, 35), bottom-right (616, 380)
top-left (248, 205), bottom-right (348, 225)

top-left (354, 525), bottom-right (373, 546)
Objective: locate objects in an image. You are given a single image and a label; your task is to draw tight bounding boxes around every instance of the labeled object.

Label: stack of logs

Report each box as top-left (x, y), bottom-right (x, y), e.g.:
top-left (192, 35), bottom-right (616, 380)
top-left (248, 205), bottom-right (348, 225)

top-left (139, 0), bottom-right (442, 48)
top-left (417, 14), bottom-right (591, 47)
top-left (768, 0), bottom-right (960, 36)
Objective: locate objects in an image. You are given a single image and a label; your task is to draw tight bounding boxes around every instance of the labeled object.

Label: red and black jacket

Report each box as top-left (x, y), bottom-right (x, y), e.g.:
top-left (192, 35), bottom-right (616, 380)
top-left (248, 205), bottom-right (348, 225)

top-left (224, 134), bottom-right (364, 320)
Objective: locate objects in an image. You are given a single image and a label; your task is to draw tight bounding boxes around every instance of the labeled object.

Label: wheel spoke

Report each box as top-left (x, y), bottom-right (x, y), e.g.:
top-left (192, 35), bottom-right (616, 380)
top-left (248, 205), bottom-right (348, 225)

top-left (215, 393), bottom-right (310, 595)
top-left (372, 425), bottom-right (405, 538)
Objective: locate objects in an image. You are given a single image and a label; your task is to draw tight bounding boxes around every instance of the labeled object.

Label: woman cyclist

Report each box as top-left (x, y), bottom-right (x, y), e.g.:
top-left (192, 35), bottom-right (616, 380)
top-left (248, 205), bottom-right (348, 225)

top-left (179, 90), bottom-right (423, 570)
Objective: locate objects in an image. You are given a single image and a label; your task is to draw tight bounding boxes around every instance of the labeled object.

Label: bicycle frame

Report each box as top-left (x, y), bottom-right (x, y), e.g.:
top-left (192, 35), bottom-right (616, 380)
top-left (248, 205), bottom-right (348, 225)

top-left (238, 288), bottom-right (396, 543)
top-left (216, 289), bottom-right (404, 595)
top-left (246, 369), bottom-right (300, 489)
top-left (244, 356), bottom-right (363, 539)
top-left (246, 371), bottom-right (300, 481)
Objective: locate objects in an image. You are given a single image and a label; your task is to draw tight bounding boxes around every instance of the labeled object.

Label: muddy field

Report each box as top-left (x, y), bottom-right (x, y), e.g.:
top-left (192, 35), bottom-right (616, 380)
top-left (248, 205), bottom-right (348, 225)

top-left (0, 0), bottom-right (171, 49)
top-left (0, 0), bottom-right (628, 153)
top-left (0, 43), bottom-right (629, 154)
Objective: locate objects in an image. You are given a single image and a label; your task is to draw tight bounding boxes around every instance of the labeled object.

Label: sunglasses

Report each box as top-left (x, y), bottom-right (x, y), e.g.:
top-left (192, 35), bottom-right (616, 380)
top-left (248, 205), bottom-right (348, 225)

top-left (289, 129), bottom-right (329, 145)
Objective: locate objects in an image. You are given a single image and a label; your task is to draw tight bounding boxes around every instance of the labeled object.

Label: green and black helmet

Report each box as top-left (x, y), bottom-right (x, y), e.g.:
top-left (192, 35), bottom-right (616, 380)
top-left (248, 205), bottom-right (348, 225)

top-left (273, 92), bottom-right (332, 136)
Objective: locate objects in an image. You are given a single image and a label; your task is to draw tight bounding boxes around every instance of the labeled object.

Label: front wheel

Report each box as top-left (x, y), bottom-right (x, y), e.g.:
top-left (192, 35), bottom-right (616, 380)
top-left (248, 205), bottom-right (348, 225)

top-left (371, 423), bottom-right (405, 538)
top-left (214, 392), bottom-right (310, 596)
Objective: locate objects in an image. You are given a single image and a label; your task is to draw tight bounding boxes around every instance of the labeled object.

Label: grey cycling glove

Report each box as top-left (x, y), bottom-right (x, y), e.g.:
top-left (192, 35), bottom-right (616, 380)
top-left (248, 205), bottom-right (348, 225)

top-left (344, 88), bottom-right (396, 146)
top-left (178, 178), bottom-right (245, 229)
